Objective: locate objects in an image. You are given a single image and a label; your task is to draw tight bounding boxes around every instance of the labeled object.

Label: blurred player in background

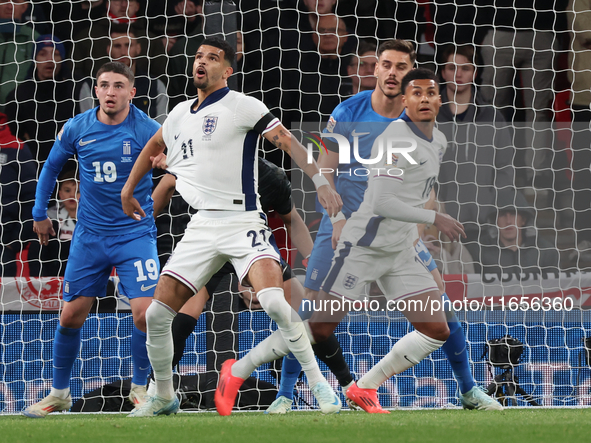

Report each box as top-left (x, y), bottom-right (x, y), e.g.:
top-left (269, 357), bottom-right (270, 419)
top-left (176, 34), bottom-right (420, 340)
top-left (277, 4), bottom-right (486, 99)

top-left (121, 37), bottom-right (343, 417)
top-left (23, 62), bottom-right (161, 418)
top-left (28, 169), bottom-right (80, 277)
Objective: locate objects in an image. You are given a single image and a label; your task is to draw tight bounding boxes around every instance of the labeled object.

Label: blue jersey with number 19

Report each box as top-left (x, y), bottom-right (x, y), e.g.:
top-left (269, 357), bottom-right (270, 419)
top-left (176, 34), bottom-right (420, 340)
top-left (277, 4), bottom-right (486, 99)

top-left (32, 105), bottom-right (160, 236)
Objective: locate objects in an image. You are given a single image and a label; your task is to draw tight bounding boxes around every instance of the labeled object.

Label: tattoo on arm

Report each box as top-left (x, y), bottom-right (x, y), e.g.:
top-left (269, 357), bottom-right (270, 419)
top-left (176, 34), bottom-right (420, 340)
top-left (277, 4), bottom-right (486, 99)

top-left (271, 135), bottom-right (282, 149)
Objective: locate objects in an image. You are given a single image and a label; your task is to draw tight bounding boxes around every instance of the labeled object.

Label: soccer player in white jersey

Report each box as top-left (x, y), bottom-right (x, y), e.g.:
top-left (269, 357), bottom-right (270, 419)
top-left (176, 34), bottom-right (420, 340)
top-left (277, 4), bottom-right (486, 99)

top-left (269, 40), bottom-right (502, 413)
top-left (121, 37), bottom-right (343, 417)
top-left (221, 68), bottom-right (465, 414)
top-left (317, 68), bottom-right (465, 413)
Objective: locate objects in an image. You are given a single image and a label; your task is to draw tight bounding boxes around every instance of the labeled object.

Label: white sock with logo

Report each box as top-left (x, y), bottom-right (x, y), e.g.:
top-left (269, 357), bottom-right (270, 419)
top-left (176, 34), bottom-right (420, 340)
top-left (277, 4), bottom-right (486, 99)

top-left (251, 287), bottom-right (324, 388)
top-left (145, 300), bottom-right (176, 400)
top-left (231, 329), bottom-right (289, 379)
top-left (357, 330), bottom-right (445, 390)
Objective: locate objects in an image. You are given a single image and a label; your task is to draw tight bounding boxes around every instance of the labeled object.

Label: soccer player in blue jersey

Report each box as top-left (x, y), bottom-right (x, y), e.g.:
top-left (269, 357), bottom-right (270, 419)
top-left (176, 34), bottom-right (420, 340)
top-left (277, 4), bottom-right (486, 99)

top-left (23, 62), bottom-right (161, 418)
top-left (268, 39), bottom-right (502, 413)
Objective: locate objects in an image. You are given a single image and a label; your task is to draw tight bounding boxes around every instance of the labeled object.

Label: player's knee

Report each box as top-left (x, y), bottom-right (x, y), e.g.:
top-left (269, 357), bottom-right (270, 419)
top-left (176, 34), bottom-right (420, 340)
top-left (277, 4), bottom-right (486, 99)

top-left (415, 321), bottom-right (450, 342)
top-left (304, 287), bottom-right (319, 301)
top-left (133, 311), bottom-right (147, 332)
top-left (257, 287), bottom-right (291, 327)
top-left (144, 301), bottom-right (171, 332)
top-left (59, 311), bottom-right (85, 329)
top-left (429, 323), bottom-right (450, 342)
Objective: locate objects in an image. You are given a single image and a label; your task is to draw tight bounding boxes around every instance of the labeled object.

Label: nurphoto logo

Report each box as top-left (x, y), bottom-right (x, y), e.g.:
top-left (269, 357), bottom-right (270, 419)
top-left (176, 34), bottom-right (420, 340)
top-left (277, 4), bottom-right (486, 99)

top-left (304, 129), bottom-right (418, 178)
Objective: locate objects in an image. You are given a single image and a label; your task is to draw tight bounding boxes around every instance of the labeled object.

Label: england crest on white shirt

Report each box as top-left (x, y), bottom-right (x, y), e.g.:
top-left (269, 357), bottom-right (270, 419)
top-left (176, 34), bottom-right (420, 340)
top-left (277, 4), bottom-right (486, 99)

top-left (203, 116), bottom-right (218, 135)
top-left (343, 273), bottom-right (358, 289)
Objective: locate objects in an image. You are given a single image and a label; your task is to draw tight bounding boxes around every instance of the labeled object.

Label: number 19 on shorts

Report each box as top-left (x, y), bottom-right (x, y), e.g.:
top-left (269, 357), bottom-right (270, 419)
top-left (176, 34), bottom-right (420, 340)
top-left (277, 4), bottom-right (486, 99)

top-left (134, 259), bottom-right (158, 282)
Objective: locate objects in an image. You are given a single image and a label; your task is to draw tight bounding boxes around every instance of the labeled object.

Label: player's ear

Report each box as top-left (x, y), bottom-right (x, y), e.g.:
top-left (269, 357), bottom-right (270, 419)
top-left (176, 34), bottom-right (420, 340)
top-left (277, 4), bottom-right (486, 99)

top-left (224, 65), bottom-right (234, 79)
top-left (129, 86), bottom-right (137, 101)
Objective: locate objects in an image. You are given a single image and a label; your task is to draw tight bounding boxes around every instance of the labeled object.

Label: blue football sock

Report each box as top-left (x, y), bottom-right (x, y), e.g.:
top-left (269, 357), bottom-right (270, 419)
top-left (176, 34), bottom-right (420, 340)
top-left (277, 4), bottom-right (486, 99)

top-left (52, 325), bottom-right (82, 390)
top-left (440, 293), bottom-right (475, 394)
top-left (276, 300), bottom-right (314, 400)
top-left (131, 325), bottom-right (150, 386)
top-left (277, 353), bottom-right (300, 400)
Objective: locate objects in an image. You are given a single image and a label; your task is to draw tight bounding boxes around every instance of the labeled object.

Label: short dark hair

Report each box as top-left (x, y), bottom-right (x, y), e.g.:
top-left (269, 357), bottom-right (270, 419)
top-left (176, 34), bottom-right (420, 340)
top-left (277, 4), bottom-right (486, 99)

top-left (96, 61), bottom-right (135, 85)
top-left (349, 40), bottom-right (377, 67)
top-left (377, 39), bottom-right (416, 65)
top-left (58, 169), bottom-right (78, 188)
top-left (439, 44), bottom-right (475, 66)
top-left (109, 23), bottom-right (138, 39)
top-left (358, 40), bottom-right (377, 57)
top-left (400, 68), bottom-right (438, 95)
top-left (200, 36), bottom-right (235, 65)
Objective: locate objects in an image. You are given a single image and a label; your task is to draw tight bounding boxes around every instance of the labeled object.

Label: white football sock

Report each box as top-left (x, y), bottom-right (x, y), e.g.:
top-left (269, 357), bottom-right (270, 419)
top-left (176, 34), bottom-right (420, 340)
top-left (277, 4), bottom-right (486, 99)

top-left (49, 387), bottom-right (70, 399)
top-left (250, 287), bottom-right (325, 388)
top-left (145, 300), bottom-right (176, 400)
top-left (231, 329), bottom-right (289, 379)
top-left (357, 330), bottom-right (445, 390)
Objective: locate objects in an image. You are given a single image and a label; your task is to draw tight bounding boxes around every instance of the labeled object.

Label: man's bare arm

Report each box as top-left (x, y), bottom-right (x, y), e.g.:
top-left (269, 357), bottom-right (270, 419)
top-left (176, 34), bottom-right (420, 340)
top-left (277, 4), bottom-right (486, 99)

top-left (152, 173), bottom-right (177, 218)
top-left (263, 124), bottom-right (342, 217)
top-left (317, 149), bottom-right (339, 191)
top-left (278, 206), bottom-right (314, 259)
top-left (121, 127), bottom-right (166, 220)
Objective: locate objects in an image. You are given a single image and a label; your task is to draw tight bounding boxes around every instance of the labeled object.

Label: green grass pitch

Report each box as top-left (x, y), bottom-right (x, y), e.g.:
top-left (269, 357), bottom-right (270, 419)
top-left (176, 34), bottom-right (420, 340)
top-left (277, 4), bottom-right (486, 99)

top-left (2, 409), bottom-right (591, 443)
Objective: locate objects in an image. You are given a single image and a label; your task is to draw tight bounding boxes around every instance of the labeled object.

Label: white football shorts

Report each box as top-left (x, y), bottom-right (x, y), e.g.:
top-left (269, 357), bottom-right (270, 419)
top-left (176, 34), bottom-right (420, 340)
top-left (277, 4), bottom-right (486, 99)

top-left (162, 210), bottom-right (281, 293)
top-left (322, 241), bottom-right (438, 302)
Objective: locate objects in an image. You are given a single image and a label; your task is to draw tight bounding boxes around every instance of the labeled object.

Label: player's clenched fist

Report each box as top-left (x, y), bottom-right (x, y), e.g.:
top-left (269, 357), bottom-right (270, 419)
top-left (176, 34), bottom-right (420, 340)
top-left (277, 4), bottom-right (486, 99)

top-left (121, 186), bottom-right (146, 221)
top-left (33, 218), bottom-right (56, 246)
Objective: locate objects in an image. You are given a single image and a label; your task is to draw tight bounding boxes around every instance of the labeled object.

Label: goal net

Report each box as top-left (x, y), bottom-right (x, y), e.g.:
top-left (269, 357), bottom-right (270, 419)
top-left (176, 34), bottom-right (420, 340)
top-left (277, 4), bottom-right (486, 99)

top-left (1, 0), bottom-right (590, 413)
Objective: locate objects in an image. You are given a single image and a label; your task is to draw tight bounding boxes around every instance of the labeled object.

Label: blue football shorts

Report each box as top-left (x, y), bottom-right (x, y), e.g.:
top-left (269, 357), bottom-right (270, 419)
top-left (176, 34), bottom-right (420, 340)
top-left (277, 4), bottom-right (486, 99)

top-left (63, 224), bottom-right (159, 301)
top-left (305, 179), bottom-right (369, 292)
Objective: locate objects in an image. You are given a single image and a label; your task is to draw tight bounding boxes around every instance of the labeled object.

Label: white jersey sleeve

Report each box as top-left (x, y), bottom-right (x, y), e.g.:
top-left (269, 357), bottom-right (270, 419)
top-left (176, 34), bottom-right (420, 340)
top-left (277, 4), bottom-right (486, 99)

top-left (234, 95), bottom-right (280, 134)
top-left (340, 119), bottom-right (446, 252)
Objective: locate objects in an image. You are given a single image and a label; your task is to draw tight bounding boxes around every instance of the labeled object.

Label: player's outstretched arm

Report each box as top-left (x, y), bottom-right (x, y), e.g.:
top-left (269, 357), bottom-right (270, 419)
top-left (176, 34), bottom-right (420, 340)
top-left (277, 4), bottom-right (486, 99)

top-left (318, 149), bottom-right (339, 192)
top-left (121, 127), bottom-right (167, 220)
top-left (372, 177), bottom-right (465, 242)
top-left (152, 173), bottom-right (177, 218)
top-left (263, 123), bottom-right (342, 217)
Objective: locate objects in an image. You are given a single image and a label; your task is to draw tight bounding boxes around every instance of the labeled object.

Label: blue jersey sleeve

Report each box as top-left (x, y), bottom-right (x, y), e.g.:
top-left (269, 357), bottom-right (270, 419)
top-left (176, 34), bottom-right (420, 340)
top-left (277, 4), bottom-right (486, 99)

top-left (32, 120), bottom-right (77, 221)
top-left (323, 104), bottom-right (353, 144)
